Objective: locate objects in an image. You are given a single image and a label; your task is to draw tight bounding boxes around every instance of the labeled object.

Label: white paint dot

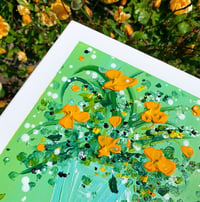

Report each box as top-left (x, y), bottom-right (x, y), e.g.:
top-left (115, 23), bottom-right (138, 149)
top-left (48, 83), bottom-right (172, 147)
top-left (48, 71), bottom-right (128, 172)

top-left (33, 115), bottom-right (36, 118)
top-left (46, 161), bottom-right (53, 167)
top-left (52, 93), bottom-right (58, 99)
top-left (33, 129), bottom-right (39, 135)
top-left (22, 184), bottom-right (30, 192)
top-left (121, 177), bottom-right (128, 184)
top-left (134, 134), bottom-right (139, 140)
top-left (86, 193), bottom-right (91, 198)
top-left (119, 91), bottom-right (125, 95)
top-left (87, 47), bottom-right (92, 52)
top-left (21, 196), bottom-right (27, 201)
top-left (21, 134), bottom-right (30, 142)
top-left (50, 84), bottom-right (54, 87)
top-left (178, 114), bottom-right (185, 120)
top-left (111, 63), bottom-right (116, 68)
top-left (49, 171), bottom-right (53, 175)
top-left (92, 72), bottom-right (98, 79)
top-left (126, 79), bottom-right (130, 83)
top-left (197, 100), bottom-right (200, 105)
top-left (54, 148), bottom-right (61, 155)
top-left (67, 79), bottom-right (71, 83)
top-left (183, 140), bottom-right (189, 146)
top-left (24, 123), bottom-right (30, 128)
top-left (86, 71), bottom-right (90, 75)
top-left (91, 55), bottom-right (96, 59)
top-left (31, 124), bottom-right (35, 128)
top-left (164, 194), bottom-right (170, 200)
top-left (168, 99), bottom-right (174, 105)
top-left (62, 77), bottom-right (68, 82)
top-left (39, 122), bottom-right (43, 125)
top-left (69, 65), bottom-right (73, 68)
top-left (21, 176), bottom-right (30, 184)
top-left (47, 91), bottom-right (52, 96)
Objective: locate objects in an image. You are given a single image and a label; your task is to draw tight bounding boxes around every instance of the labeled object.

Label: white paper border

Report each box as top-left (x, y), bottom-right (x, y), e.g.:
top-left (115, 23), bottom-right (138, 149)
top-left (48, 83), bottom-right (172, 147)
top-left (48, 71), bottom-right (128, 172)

top-left (0, 20), bottom-right (200, 153)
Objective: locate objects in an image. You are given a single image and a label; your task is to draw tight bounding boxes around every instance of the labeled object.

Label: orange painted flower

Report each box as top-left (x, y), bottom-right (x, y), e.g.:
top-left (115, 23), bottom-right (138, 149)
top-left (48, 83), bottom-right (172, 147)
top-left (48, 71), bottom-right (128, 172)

top-left (0, 16), bottom-right (10, 39)
top-left (71, 85), bottom-right (80, 92)
top-left (124, 24), bottom-right (134, 36)
top-left (181, 146), bottom-right (194, 158)
top-left (169, 0), bottom-right (192, 15)
top-left (51, 0), bottom-right (71, 20)
top-left (101, 0), bottom-right (119, 4)
top-left (191, 105), bottom-right (200, 117)
top-left (154, 0), bottom-right (162, 8)
top-left (141, 102), bottom-right (170, 128)
top-left (37, 144), bottom-right (45, 151)
top-left (103, 70), bottom-right (138, 91)
top-left (22, 14), bottom-right (32, 26)
top-left (0, 48), bottom-right (6, 54)
top-left (144, 147), bottom-right (177, 176)
top-left (109, 116), bottom-right (122, 127)
top-left (114, 6), bottom-right (131, 23)
top-left (148, 190), bottom-right (156, 197)
top-left (17, 5), bottom-right (30, 16)
top-left (40, 11), bottom-right (57, 27)
top-left (98, 136), bottom-right (121, 157)
top-left (59, 104), bottom-right (90, 129)
top-left (126, 139), bottom-right (131, 149)
top-left (17, 51), bottom-right (27, 62)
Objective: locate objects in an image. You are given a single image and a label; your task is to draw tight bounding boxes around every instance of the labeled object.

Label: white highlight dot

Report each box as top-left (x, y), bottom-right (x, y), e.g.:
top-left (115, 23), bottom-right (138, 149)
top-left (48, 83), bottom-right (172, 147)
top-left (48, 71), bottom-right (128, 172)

top-left (168, 99), bottom-right (174, 105)
top-left (33, 129), bottom-right (39, 135)
top-left (111, 63), bottom-right (116, 68)
top-left (86, 71), bottom-right (90, 75)
top-left (50, 84), bottom-right (54, 87)
top-left (21, 196), bottom-right (27, 201)
top-left (33, 115), bottom-right (36, 118)
top-left (91, 55), bottom-right (96, 59)
top-left (21, 176), bottom-right (30, 184)
top-left (86, 193), bottom-right (91, 198)
top-left (47, 91), bottom-right (52, 96)
top-left (92, 72), bottom-right (98, 79)
top-left (24, 123), bottom-right (30, 128)
top-left (69, 65), bottom-right (73, 68)
top-left (197, 100), bottom-right (200, 105)
top-left (62, 77), bottom-right (67, 82)
top-left (39, 122), bottom-right (43, 125)
top-left (52, 93), bottom-right (58, 99)
top-left (178, 114), bottom-right (185, 120)
top-left (22, 184), bottom-right (30, 192)
top-left (31, 124), bottom-right (35, 128)
top-left (54, 148), bottom-right (60, 155)
top-left (183, 140), bottom-right (189, 146)
top-left (164, 194), bottom-right (170, 200)
top-left (87, 47), bottom-right (92, 52)
top-left (21, 134), bottom-right (30, 142)
top-left (121, 177), bottom-right (128, 184)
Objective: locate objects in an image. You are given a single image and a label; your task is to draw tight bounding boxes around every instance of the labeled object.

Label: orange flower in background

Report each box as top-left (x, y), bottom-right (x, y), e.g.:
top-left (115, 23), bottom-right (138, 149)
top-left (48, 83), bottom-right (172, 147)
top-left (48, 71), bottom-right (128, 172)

top-left (59, 104), bottom-right (90, 129)
top-left (98, 136), bottom-right (121, 157)
top-left (22, 14), bottom-right (32, 26)
top-left (0, 16), bottom-right (10, 39)
top-left (84, 5), bottom-right (93, 18)
top-left (144, 147), bottom-right (177, 176)
top-left (51, 0), bottom-right (71, 20)
top-left (169, 0), bottom-right (192, 15)
top-left (141, 101), bottom-right (170, 128)
top-left (101, 0), bottom-right (119, 4)
top-left (114, 6), bottom-right (131, 23)
top-left (191, 105), bottom-right (200, 117)
top-left (109, 116), bottom-right (122, 127)
top-left (40, 11), bottom-right (57, 27)
top-left (181, 146), bottom-right (194, 158)
top-left (17, 5), bottom-right (30, 16)
top-left (124, 24), bottom-right (134, 36)
top-left (103, 70), bottom-right (138, 91)
top-left (120, 0), bottom-right (127, 6)
top-left (17, 51), bottom-right (27, 62)
top-left (0, 48), bottom-right (6, 54)
top-left (154, 0), bottom-right (162, 8)
top-left (37, 144), bottom-right (45, 151)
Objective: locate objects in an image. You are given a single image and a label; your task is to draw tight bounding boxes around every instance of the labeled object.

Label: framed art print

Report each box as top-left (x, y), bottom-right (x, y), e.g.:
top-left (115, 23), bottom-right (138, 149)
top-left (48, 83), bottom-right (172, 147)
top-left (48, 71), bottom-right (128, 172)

top-left (0, 21), bottom-right (200, 202)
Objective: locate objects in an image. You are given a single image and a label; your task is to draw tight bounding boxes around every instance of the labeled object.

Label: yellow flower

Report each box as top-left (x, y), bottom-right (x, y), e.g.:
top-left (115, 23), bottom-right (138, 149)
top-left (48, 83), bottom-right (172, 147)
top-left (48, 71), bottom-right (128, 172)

top-left (40, 11), bottom-right (57, 27)
top-left (191, 105), bottom-right (200, 117)
top-left (140, 176), bottom-right (148, 182)
top-left (114, 6), bottom-right (131, 23)
top-left (124, 24), bottom-right (134, 36)
top-left (101, 0), bottom-right (119, 4)
top-left (110, 32), bottom-right (115, 38)
top-left (22, 14), bottom-right (32, 26)
top-left (92, 128), bottom-right (100, 134)
top-left (27, 66), bottom-right (34, 73)
top-left (0, 101), bottom-right (6, 108)
top-left (100, 166), bottom-right (106, 172)
top-left (0, 16), bottom-right (10, 39)
top-left (170, 131), bottom-right (184, 138)
top-left (141, 102), bottom-right (170, 128)
top-left (169, 0), bottom-right (192, 15)
top-left (84, 5), bottom-right (92, 18)
top-left (109, 116), bottom-right (122, 127)
top-left (122, 111), bottom-right (127, 116)
top-left (59, 104), bottom-right (90, 129)
top-left (136, 85), bottom-right (146, 92)
top-left (98, 136), bottom-right (121, 157)
top-left (181, 146), bottom-right (194, 158)
top-left (17, 51), bottom-right (27, 62)
top-left (144, 147), bottom-right (177, 176)
top-left (154, 0), bottom-right (162, 8)
top-left (71, 85), bottom-right (80, 92)
top-left (51, 0), bottom-right (71, 20)
top-left (17, 5), bottom-right (30, 16)
top-left (103, 70), bottom-right (138, 91)
top-left (0, 48), bottom-right (6, 54)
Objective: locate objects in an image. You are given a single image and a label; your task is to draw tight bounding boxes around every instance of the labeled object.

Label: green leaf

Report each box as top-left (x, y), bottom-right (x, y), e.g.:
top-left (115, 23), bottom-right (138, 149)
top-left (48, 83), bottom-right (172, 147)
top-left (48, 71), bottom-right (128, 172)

top-left (81, 175), bottom-right (91, 185)
top-left (163, 146), bottom-right (175, 160)
top-left (8, 171), bottom-right (19, 181)
top-left (108, 175), bottom-right (118, 193)
top-left (17, 0), bottom-right (27, 6)
top-left (49, 31), bottom-right (57, 42)
top-left (178, 22), bottom-right (191, 35)
top-left (158, 187), bottom-right (169, 196)
top-left (132, 31), bottom-right (147, 40)
top-left (138, 10), bottom-right (149, 25)
top-left (0, 194), bottom-right (6, 200)
top-left (17, 152), bottom-right (27, 162)
top-left (5, 36), bottom-right (15, 43)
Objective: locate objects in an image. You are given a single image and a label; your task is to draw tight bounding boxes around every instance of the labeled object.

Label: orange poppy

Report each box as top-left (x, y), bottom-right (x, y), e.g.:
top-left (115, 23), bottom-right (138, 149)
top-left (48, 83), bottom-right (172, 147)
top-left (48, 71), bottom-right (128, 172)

top-left (109, 116), bottom-right (122, 127)
top-left (169, 0), bottom-right (192, 15)
top-left (37, 144), bottom-right (45, 151)
top-left (144, 147), bottom-right (177, 176)
top-left (98, 136), bottom-right (121, 157)
top-left (114, 6), bottom-right (131, 23)
top-left (181, 146), bottom-right (194, 158)
top-left (71, 85), bottom-right (80, 92)
top-left (191, 105), bottom-right (200, 117)
top-left (59, 104), bottom-right (90, 129)
top-left (0, 16), bottom-right (10, 39)
top-left (141, 102), bottom-right (170, 128)
top-left (103, 70), bottom-right (138, 91)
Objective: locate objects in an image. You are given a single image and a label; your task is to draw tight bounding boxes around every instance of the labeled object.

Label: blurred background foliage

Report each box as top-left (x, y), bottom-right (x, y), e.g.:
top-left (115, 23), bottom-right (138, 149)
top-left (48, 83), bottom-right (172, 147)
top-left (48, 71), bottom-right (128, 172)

top-left (0, 0), bottom-right (200, 114)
